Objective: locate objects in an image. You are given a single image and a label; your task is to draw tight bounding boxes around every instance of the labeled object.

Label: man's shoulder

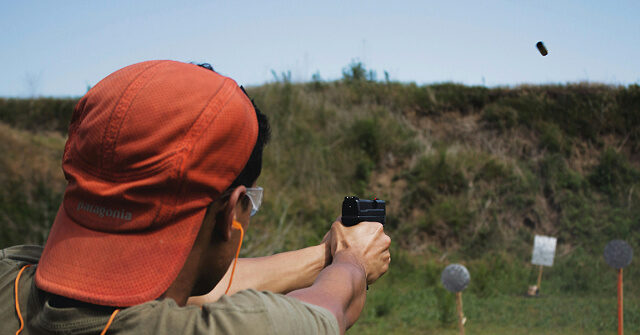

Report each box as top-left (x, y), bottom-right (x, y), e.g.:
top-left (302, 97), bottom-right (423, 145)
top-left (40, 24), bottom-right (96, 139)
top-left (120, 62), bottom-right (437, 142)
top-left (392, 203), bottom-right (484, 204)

top-left (118, 289), bottom-right (338, 334)
top-left (0, 245), bottom-right (42, 335)
top-left (0, 245), bottom-right (43, 264)
top-left (200, 289), bottom-right (339, 335)
top-left (0, 245), bottom-right (41, 283)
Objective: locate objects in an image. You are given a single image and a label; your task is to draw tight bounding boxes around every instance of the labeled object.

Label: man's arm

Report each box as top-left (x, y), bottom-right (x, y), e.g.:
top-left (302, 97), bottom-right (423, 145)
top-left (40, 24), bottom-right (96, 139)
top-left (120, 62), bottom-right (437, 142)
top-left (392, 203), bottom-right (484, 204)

top-left (287, 221), bottom-right (391, 334)
top-left (286, 251), bottom-right (367, 334)
top-left (188, 243), bottom-right (330, 305)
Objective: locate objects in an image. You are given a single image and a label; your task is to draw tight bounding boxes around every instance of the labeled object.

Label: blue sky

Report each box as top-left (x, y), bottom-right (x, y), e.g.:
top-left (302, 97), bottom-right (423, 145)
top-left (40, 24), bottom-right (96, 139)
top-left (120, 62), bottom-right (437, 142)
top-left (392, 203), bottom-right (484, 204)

top-left (1, 0), bottom-right (639, 97)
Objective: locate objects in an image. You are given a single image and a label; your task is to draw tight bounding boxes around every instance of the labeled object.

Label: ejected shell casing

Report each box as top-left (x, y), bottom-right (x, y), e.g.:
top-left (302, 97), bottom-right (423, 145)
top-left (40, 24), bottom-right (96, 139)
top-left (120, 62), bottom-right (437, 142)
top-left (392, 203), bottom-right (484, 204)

top-left (536, 41), bottom-right (548, 56)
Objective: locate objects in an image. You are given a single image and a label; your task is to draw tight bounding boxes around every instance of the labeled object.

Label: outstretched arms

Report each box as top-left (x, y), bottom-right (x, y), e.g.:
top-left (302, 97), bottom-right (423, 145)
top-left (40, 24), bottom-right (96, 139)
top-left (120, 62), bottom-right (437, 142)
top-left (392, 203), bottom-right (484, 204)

top-left (187, 242), bottom-right (331, 305)
top-left (188, 219), bottom-right (391, 334)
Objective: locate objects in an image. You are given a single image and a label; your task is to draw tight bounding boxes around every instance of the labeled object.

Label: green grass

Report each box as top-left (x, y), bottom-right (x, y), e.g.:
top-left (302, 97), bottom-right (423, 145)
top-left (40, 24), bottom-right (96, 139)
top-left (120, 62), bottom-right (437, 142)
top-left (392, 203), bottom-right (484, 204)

top-left (354, 292), bottom-right (638, 335)
top-left (350, 250), bottom-right (638, 334)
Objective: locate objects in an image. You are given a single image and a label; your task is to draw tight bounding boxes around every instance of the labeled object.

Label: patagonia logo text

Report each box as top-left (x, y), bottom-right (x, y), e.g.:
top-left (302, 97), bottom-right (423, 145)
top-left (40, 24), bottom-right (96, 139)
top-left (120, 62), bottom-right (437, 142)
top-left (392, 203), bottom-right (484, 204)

top-left (76, 201), bottom-right (133, 221)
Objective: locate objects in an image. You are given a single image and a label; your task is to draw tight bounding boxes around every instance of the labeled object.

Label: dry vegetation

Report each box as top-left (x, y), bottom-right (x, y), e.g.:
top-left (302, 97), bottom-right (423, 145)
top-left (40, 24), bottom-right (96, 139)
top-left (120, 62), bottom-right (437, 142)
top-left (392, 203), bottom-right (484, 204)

top-left (0, 122), bottom-right (65, 245)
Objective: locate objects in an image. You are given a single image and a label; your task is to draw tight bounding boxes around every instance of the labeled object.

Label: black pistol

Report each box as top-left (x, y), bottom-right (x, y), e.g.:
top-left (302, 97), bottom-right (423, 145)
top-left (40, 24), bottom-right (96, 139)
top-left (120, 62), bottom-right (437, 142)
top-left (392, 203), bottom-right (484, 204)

top-left (341, 196), bottom-right (385, 227)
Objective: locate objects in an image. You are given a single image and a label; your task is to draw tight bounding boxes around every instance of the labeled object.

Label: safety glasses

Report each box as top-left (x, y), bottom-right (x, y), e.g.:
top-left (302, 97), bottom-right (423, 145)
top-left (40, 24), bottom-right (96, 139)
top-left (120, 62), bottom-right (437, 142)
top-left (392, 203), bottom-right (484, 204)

top-left (245, 187), bottom-right (263, 216)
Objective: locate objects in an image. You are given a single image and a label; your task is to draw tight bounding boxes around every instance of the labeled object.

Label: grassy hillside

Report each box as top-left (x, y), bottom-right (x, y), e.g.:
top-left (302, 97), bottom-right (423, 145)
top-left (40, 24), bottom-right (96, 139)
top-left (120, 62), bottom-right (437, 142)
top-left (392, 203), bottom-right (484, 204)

top-left (0, 123), bottom-right (65, 246)
top-left (1, 64), bottom-right (639, 333)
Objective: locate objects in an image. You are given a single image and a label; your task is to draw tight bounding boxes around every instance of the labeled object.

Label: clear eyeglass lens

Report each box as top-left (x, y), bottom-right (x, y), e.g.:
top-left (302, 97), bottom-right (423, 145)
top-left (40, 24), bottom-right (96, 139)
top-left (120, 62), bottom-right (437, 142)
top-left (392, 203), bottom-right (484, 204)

top-left (246, 187), bottom-right (263, 216)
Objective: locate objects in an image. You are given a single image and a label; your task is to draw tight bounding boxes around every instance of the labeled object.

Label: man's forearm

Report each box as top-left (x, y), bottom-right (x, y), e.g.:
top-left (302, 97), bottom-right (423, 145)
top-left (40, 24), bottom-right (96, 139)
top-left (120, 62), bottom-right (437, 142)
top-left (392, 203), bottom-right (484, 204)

top-left (286, 251), bottom-right (367, 335)
top-left (188, 243), bottom-right (329, 305)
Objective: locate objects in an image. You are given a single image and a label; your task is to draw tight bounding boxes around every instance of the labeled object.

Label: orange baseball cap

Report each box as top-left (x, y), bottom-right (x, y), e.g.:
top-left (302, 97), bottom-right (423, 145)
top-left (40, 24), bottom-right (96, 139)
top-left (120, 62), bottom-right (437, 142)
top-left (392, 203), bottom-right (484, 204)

top-left (35, 60), bottom-right (258, 307)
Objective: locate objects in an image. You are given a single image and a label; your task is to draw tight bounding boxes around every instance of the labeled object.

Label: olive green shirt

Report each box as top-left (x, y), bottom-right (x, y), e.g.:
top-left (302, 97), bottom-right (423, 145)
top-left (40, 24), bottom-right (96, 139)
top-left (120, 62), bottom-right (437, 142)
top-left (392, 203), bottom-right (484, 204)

top-left (1, 245), bottom-right (339, 334)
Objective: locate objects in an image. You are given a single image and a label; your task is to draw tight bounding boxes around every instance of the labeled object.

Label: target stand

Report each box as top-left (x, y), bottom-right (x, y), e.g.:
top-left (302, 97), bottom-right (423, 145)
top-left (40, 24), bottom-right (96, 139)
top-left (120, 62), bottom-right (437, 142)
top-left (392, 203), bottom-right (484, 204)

top-left (604, 240), bottom-right (633, 335)
top-left (441, 264), bottom-right (470, 335)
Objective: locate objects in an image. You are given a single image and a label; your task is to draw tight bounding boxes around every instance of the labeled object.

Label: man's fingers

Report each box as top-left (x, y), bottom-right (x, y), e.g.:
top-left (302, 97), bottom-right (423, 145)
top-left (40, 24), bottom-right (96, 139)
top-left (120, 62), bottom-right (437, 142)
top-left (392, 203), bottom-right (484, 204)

top-left (379, 250), bottom-right (390, 261)
top-left (382, 234), bottom-right (391, 249)
top-left (322, 231), bottom-right (331, 243)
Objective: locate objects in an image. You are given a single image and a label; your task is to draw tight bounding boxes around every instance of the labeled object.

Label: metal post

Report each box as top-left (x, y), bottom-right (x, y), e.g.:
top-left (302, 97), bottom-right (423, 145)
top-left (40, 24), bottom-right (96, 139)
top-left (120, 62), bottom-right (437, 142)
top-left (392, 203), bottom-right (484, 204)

top-left (456, 292), bottom-right (465, 335)
top-left (618, 268), bottom-right (623, 335)
top-left (536, 265), bottom-right (543, 292)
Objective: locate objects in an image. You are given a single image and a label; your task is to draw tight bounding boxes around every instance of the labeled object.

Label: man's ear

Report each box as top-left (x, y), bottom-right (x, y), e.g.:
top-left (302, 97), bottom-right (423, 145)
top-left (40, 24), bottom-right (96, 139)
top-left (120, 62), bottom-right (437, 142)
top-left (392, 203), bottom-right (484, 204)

top-left (216, 186), bottom-right (246, 241)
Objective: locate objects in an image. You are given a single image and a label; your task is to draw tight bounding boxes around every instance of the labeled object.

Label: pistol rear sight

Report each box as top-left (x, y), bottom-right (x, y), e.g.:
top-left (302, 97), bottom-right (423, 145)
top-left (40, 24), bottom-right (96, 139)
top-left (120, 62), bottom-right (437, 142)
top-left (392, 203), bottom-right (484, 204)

top-left (341, 196), bottom-right (386, 227)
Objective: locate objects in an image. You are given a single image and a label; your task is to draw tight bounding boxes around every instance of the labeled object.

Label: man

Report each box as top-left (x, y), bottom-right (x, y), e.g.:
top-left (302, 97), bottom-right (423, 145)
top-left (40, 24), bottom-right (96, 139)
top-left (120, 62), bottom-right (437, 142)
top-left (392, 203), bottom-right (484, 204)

top-left (0, 60), bottom-right (391, 334)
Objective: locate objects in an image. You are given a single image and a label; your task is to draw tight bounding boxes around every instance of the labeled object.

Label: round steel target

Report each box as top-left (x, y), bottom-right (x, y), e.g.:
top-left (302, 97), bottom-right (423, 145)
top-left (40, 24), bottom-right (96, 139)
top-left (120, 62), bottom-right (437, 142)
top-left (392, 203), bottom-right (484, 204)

top-left (441, 264), bottom-right (470, 293)
top-left (604, 240), bottom-right (633, 269)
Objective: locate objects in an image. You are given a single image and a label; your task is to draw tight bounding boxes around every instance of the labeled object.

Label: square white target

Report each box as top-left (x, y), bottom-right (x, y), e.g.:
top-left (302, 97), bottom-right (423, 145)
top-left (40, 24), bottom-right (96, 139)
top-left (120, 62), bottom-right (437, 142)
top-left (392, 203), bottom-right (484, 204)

top-left (531, 235), bottom-right (557, 267)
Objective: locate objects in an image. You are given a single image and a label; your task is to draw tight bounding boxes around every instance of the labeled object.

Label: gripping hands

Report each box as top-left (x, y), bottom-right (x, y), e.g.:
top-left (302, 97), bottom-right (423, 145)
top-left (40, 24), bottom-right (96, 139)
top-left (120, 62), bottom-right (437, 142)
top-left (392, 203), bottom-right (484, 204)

top-left (322, 197), bottom-right (390, 285)
top-left (328, 220), bottom-right (391, 285)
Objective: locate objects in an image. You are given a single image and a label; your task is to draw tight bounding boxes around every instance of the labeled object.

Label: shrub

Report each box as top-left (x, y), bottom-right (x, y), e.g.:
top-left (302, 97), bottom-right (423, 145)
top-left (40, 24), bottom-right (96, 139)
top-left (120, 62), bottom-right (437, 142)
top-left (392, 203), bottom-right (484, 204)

top-left (537, 122), bottom-right (569, 154)
top-left (539, 154), bottom-right (584, 194)
top-left (419, 196), bottom-right (474, 241)
top-left (0, 98), bottom-right (77, 133)
top-left (342, 60), bottom-right (376, 83)
top-left (349, 118), bottom-right (383, 162)
top-left (347, 112), bottom-right (418, 165)
top-left (475, 159), bottom-right (510, 182)
top-left (0, 124), bottom-right (65, 247)
top-left (494, 95), bottom-right (545, 128)
top-left (405, 150), bottom-right (468, 205)
top-left (481, 103), bottom-right (518, 131)
top-left (616, 84), bottom-right (640, 149)
top-left (462, 220), bottom-right (504, 256)
top-left (429, 83), bottom-right (490, 114)
top-left (434, 286), bottom-right (456, 325)
top-left (589, 148), bottom-right (639, 196)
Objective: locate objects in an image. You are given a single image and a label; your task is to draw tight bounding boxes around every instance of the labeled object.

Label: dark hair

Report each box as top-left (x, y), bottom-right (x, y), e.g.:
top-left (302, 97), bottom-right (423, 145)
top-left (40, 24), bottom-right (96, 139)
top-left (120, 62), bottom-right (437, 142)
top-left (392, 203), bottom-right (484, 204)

top-left (229, 87), bottom-right (271, 188)
top-left (196, 63), bottom-right (271, 189)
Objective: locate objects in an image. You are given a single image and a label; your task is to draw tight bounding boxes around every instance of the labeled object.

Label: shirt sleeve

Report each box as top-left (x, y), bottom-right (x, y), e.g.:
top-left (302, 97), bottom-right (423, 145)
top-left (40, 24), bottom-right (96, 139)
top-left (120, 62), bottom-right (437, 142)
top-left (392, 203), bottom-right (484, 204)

top-left (203, 289), bottom-right (340, 335)
top-left (0, 245), bottom-right (43, 264)
top-left (91, 289), bottom-right (340, 335)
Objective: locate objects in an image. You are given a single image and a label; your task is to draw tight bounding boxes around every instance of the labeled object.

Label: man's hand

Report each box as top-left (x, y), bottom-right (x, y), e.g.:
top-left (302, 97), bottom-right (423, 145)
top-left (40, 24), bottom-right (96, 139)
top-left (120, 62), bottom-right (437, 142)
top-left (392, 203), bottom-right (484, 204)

top-left (287, 220), bottom-right (391, 333)
top-left (327, 220), bottom-right (391, 285)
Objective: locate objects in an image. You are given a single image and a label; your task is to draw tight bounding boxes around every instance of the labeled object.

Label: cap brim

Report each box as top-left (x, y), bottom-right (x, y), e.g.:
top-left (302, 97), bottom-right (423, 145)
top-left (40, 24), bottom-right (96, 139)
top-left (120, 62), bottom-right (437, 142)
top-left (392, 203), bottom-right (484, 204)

top-left (36, 204), bottom-right (205, 307)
